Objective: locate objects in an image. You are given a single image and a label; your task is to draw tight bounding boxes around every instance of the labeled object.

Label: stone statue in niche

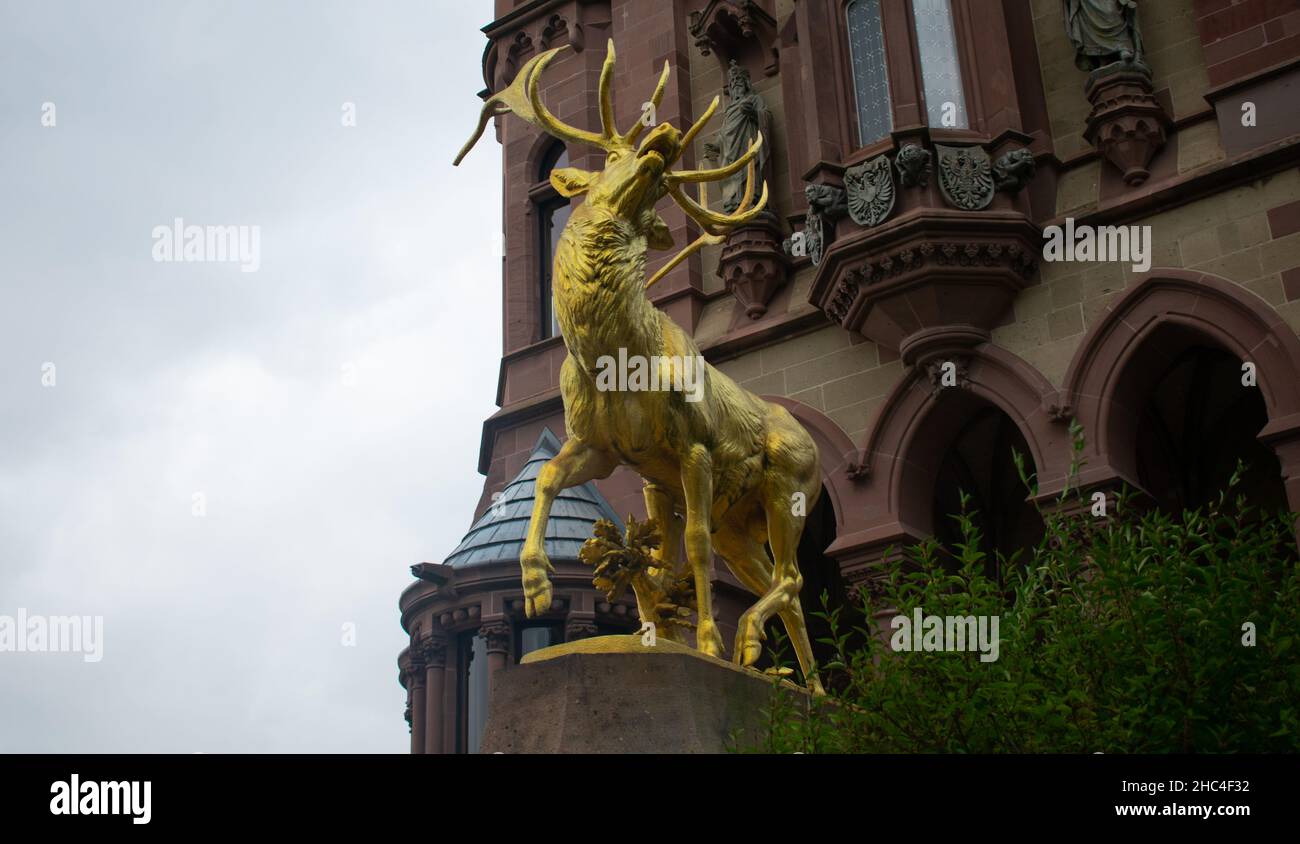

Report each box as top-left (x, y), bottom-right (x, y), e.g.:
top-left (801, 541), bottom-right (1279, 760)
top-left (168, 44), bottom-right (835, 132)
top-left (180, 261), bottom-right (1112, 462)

top-left (1068, 0), bottom-right (1168, 186)
top-left (1063, 0), bottom-right (1145, 72)
top-left (704, 61), bottom-right (773, 213)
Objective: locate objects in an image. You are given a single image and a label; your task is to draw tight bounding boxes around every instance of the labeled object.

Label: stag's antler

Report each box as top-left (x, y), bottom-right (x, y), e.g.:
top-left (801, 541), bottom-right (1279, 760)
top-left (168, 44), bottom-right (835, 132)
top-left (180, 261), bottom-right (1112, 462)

top-left (454, 42), bottom-right (621, 164)
top-left (454, 38), bottom-right (769, 291)
top-left (647, 135), bottom-right (768, 289)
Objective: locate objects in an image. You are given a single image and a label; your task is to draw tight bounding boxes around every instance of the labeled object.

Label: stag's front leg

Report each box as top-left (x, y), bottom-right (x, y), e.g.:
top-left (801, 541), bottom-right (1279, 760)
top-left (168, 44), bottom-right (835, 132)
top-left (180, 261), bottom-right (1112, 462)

top-left (681, 445), bottom-right (724, 657)
top-left (521, 437), bottom-right (615, 617)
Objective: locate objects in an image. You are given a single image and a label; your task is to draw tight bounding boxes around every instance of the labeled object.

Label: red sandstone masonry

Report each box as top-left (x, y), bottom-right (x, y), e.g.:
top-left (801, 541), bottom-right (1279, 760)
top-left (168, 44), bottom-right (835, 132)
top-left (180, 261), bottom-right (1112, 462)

top-left (1268, 199), bottom-right (1300, 239)
top-left (1197, 0), bottom-right (1297, 44)
top-left (1195, 0), bottom-right (1300, 86)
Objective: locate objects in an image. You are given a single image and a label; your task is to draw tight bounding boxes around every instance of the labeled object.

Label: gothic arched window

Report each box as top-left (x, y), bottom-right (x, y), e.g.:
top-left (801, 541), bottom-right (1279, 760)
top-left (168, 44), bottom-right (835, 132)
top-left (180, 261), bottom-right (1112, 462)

top-left (535, 143), bottom-right (570, 341)
top-left (846, 0), bottom-right (893, 145)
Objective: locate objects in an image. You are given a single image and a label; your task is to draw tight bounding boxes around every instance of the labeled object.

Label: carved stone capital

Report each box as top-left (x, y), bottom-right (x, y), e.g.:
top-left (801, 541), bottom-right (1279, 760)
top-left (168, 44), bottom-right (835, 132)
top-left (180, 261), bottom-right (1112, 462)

top-left (564, 617), bottom-right (601, 641)
top-left (845, 460), bottom-right (871, 482)
top-left (479, 622), bottom-right (512, 656)
top-left (419, 635), bottom-right (448, 669)
top-left (1048, 403), bottom-right (1075, 424)
top-left (923, 356), bottom-right (973, 395)
top-left (405, 654), bottom-right (426, 689)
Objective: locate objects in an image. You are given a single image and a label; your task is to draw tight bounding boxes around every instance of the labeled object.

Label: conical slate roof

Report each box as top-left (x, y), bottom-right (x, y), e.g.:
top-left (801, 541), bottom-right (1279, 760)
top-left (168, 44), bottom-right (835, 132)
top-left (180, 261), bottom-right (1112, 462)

top-left (443, 429), bottom-right (622, 569)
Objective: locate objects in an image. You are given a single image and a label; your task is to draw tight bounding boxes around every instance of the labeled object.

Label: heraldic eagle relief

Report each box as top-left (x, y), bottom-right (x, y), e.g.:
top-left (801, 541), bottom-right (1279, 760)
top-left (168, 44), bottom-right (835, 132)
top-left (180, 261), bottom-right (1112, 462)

top-left (454, 40), bottom-right (825, 693)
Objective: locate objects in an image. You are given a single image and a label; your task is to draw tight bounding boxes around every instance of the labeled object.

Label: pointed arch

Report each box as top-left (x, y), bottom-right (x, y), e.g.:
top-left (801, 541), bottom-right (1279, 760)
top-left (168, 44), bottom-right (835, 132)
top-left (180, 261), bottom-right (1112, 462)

top-left (1057, 268), bottom-right (1300, 515)
top-left (763, 396), bottom-right (867, 538)
top-left (826, 342), bottom-right (1068, 577)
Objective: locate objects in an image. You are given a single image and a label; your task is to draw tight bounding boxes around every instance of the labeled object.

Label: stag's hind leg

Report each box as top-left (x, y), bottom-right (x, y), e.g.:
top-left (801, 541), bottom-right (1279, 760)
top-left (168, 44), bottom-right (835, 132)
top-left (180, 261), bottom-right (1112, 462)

top-left (712, 517), bottom-right (774, 660)
top-left (732, 492), bottom-right (825, 694)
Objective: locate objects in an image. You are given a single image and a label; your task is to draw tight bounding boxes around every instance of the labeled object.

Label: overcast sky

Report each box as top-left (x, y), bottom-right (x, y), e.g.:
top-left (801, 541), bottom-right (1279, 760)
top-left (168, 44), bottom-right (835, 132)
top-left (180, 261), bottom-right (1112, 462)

top-left (0, 1), bottom-right (502, 752)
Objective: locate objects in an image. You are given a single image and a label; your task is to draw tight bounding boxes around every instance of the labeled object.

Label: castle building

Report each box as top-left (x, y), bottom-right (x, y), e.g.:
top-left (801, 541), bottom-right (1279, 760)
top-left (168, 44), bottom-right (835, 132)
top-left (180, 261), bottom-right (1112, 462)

top-left (399, 0), bottom-right (1300, 752)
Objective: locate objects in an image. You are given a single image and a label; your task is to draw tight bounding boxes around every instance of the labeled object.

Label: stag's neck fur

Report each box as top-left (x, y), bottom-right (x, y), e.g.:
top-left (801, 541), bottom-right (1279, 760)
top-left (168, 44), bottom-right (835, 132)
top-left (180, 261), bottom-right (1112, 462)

top-left (552, 207), bottom-right (666, 370)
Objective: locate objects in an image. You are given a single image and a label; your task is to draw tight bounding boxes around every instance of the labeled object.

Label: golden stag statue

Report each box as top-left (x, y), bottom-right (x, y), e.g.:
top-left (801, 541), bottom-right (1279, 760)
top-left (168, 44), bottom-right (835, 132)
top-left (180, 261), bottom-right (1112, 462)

top-left (456, 41), bottom-right (824, 693)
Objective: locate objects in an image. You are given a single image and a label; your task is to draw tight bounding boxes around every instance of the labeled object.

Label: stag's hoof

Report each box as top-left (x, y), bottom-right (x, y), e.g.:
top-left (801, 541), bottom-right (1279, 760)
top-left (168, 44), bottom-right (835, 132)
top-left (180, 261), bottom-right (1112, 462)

top-left (696, 619), bottom-right (724, 658)
top-left (734, 614), bottom-right (766, 667)
top-left (520, 551), bottom-right (554, 618)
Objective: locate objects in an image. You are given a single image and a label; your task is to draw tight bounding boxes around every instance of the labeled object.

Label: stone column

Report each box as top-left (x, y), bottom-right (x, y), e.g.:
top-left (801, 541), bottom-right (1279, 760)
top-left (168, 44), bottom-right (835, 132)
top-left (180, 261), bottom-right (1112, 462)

top-left (480, 621), bottom-right (512, 697)
top-left (420, 635), bottom-right (448, 755)
top-left (1263, 433), bottom-right (1300, 548)
top-left (835, 539), bottom-right (910, 646)
top-left (407, 651), bottom-right (426, 755)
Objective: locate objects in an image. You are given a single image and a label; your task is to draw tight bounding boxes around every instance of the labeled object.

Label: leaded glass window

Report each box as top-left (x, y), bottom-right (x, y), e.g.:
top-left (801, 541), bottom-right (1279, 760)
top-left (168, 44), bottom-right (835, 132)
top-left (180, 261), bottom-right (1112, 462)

top-left (912, 0), bottom-right (967, 128)
top-left (537, 143), bottom-right (569, 340)
top-left (846, 0), bottom-right (892, 145)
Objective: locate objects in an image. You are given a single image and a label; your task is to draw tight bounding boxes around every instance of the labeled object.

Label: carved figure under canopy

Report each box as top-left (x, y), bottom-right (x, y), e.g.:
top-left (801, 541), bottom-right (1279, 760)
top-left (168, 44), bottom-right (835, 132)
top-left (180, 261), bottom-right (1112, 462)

top-left (706, 61), bottom-right (773, 213)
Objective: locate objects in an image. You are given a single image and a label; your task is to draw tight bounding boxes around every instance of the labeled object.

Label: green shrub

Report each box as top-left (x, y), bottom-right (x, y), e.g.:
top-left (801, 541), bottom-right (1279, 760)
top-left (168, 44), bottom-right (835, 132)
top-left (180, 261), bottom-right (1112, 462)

top-left (746, 440), bottom-right (1300, 753)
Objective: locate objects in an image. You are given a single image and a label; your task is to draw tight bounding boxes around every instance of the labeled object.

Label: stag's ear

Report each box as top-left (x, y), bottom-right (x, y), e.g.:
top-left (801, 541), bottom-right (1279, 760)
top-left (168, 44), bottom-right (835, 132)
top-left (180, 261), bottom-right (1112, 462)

top-left (550, 167), bottom-right (593, 197)
top-left (647, 213), bottom-right (674, 250)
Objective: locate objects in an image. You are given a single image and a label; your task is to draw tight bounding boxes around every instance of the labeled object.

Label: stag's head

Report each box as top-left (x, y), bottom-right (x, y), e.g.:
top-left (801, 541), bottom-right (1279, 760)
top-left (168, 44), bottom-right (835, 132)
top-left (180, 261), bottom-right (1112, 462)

top-left (455, 40), bottom-right (768, 288)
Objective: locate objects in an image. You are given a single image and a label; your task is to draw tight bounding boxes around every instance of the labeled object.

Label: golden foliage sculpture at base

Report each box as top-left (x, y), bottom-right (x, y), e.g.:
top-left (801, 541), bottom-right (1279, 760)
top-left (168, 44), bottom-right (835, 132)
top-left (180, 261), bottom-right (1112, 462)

top-left (580, 516), bottom-right (696, 638)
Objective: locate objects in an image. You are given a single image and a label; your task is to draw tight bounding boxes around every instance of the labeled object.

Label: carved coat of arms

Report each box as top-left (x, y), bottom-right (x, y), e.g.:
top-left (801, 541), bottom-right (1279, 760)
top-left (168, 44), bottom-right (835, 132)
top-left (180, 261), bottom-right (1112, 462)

top-left (936, 144), bottom-right (995, 211)
top-left (845, 154), bottom-right (895, 227)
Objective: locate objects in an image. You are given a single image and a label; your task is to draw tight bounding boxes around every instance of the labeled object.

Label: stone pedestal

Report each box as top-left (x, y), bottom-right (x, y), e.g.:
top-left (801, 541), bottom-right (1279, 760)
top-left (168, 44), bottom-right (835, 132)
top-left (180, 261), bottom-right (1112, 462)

top-left (718, 213), bottom-right (789, 320)
top-left (479, 635), bottom-right (804, 753)
top-left (1083, 62), bottom-right (1170, 187)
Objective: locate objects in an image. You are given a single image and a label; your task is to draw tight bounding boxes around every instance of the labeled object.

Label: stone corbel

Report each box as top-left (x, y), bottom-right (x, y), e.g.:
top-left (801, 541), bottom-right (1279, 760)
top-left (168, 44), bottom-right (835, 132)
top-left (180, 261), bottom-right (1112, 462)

top-left (1083, 62), bottom-right (1170, 186)
top-left (718, 214), bottom-right (789, 319)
